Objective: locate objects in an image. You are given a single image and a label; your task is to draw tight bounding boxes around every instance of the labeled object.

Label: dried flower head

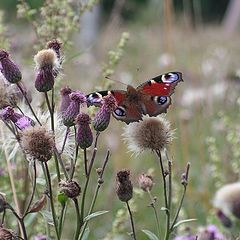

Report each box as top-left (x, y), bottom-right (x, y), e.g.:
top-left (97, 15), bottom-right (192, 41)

top-left (93, 94), bottom-right (117, 132)
top-left (59, 180), bottom-right (81, 198)
top-left (123, 115), bottom-right (174, 153)
top-left (116, 169), bottom-right (133, 202)
top-left (46, 39), bottom-right (62, 60)
top-left (21, 126), bottom-right (54, 162)
top-left (34, 49), bottom-right (59, 92)
top-left (0, 227), bottom-right (14, 240)
top-left (60, 86), bottom-right (72, 114)
top-left (76, 113), bottom-right (93, 149)
top-left (138, 173), bottom-right (154, 192)
top-left (213, 182), bottom-right (240, 225)
top-left (62, 91), bottom-right (86, 127)
top-left (0, 50), bottom-right (22, 83)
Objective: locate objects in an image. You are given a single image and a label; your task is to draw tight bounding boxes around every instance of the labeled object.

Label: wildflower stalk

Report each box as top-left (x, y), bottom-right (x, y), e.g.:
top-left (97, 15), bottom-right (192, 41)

top-left (126, 201), bottom-right (137, 240)
top-left (70, 145), bottom-right (79, 180)
top-left (73, 198), bottom-right (81, 240)
top-left (58, 203), bottom-right (67, 238)
top-left (61, 127), bottom-right (70, 154)
top-left (155, 149), bottom-right (170, 240)
top-left (16, 82), bottom-right (41, 126)
top-left (44, 162), bottom-right (59, 239)
top-left (147, 190), bottom-right (161, 238)
top-left (78, 150), bottom-right (110, 240)
top-left (170, 162), bottom-right (190, 232)
top-left (23, 161), bottom-right (37, 217)
top-left (84, 148), bottom-right (88, 176)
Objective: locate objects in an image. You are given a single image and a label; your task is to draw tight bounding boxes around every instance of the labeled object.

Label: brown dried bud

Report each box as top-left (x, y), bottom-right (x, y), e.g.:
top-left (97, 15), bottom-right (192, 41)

top-left (116, 170), bottom-right (133, 202)
top-left (0, 227), bottom-right (14, 240)
top-left (96, 168), bottom-right (103, 176)
top-left (138, 174), bottom-right (154, 192)
top-left (59, 180), bottom-right (81, 199)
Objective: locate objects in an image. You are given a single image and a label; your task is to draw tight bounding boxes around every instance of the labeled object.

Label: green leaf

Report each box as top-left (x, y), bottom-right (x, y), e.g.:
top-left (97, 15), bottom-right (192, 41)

top-left (84, 210), bottom-right (109, 222)
top-left (82, 227), bottom-right (90, 240)
top-left (142, 229), bottom-right (159, 240)
top-left (57, 192), bottom-right (68, 206)
top-left (172, 218), bottom-right (197, 230)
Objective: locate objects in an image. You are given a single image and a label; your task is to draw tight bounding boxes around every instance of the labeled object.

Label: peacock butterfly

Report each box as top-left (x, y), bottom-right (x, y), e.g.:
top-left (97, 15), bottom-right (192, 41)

top-left (87, 72), bottom-right (183, 124)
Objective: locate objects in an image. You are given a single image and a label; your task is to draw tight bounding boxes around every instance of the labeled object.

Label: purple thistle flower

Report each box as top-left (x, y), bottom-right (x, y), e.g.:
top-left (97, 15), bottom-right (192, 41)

top-left (93, 94), bottom-right (117, 132)
top-left (174, 236), bottom-right (196, 240)
top-left (0, 106), bottom-right (34, 129)
top-left (35, 65), bottom-right (54, 92)
top-left (0, 50), bottom-right (22, 83)
top-left (62, 91), bottom-right (86, 127)
top-left (60, 86), bottom-right (72, 114)
top-left (76, 113), bottom-right (93, 149)
top-left (34, 235), bottom-right (47, 240)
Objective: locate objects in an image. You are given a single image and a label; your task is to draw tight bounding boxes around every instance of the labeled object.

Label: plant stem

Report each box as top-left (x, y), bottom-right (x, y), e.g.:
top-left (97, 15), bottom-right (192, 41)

top-left (147, 190), bottom-right (161, 238)
top-left (70, 145), bottom-right (79, 180)
top-left (156, 150), bottom-right (170, 240)
top-left (58, 203), bottom-right (67, 239)
top-left (78, 150), bottom-right (110, 240)
top-left (23, 161), bottom-right (37, 217)
top-left (61, 127), bottom-right (70, 154)
top-left (84, 148), bottom-right (88, 176)
top-left (73, 198), bottom-right (81, 240)
top-left (126, 201), bottom-right (137, 240)
top-left (44, 162), bottom-right (60, 240)
top-left (16, 82), bottom-right (41, 125)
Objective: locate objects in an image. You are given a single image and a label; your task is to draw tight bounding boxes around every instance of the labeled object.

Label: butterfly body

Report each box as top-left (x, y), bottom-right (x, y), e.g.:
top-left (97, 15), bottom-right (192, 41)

top-left (87, 72), bottom-right (183, 124)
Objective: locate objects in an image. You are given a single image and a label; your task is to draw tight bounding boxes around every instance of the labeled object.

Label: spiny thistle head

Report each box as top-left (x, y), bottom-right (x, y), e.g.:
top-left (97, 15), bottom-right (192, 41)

top-left (0, 106), bottom-right (14, 121)
top-left (60, 86), bottom-right (72, 113)
top-left (34, 49), bottom-right (59, 92)
top-left (0, 50), bottom-right (22, 83)
top-left (62, 91), bottom-right (86, 127)
top-left (138, 173), bottom-right (154, 192)
top-left (213, 182), bottom-right (240, 226)
top-left (116, 169), bottom-right (133, 202)
top-left (93, 95), bottom-right (117, 132)
top-left (76, 113), bottom-right (93, 149)
top-left (123, 115), bottom-right (174, 153)
top-left (21, 126), bottom-right (54, 162)
top-left (59, 180), bottom-right (81, 199)
top-left (46, 39), bottom-right (62, 59)
top-left (0, 227), bottom-right (15, 240)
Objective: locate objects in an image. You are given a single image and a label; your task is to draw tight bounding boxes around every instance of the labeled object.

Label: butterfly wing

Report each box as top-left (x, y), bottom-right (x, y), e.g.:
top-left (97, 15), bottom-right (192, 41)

top-left (136, 72), bottom-right (183, 96)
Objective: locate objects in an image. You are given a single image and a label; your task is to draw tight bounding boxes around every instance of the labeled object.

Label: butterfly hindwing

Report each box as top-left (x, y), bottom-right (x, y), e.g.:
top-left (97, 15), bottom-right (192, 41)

top-left (137, 72), bottom-right (183, 96)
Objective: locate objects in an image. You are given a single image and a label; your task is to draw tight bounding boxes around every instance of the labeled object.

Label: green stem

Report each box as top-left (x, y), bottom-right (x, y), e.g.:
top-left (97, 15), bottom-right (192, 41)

top-left (73, 198), bottom-right (81, 240)
top-left (126, 201), bottom-right (137, 240)
top-left (44, 162), bottom-right (60, 239)
top-left (58, 203), bottom-right (67, 239)
top-left (84, 148), bottom-right (88, 176)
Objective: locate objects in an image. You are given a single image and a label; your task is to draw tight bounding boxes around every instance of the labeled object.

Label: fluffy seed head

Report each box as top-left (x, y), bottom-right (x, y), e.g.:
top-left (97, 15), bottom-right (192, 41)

top-left (138, 173), bottom-right (154, 192)
top-left (213, 182), bottom-right (240, 220)
top-left (59, 180), bottom-right (81, 198)
top-left (76, 113), bottom-right (93, 149)
top-left (116, 169), bottom-right (133, 202)
top-left (0, 50), bottom-right (22, 83)
top-left (123, 115), bottom-right (174, 153)
top-left (21, 126), bottom-right (54, 162)
top-left (34, 49), bottom-right (58, 69)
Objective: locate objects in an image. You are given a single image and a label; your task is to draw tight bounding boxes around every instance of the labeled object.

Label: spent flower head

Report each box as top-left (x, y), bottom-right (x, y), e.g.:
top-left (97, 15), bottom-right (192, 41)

top-left (46, 39), bottom-right (62, 60)
top-left (116, 169), bottom-right (133, 202)
top-left (21, 126), bottom-right (54, 162)
top-left (93, 94), bottom-right (117, 132)
top-left (34, 49), bottom-right (59, 92)
top-left (138, 173), bottom-right (154, 192)
top-left (76, 113), bottom-right (93, 149)
top-left (59, 180), bottom-right (81, 199)
top-left (0, 50), bottom-right (22, 83)
top-left (123, 115), bottom-right (174, 154)
top-left (0, 227), bottom-right (15, 240)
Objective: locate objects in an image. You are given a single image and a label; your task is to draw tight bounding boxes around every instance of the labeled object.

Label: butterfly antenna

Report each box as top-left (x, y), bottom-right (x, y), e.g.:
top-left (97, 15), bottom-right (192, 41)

top-left (105, 75), bottom-right (129, 87)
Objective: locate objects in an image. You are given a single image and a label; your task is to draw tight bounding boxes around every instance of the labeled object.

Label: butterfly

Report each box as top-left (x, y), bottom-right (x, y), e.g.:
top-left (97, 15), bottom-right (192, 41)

top-left (87, 72), bottom-right (183, 124)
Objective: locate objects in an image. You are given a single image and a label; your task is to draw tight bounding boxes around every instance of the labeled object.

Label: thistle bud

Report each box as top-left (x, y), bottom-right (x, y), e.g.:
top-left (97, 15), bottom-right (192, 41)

top-left (60, 86), bottom-right (72, 114)
top-left (34, 49), bottom-right (59, 92)
top-left (21, 126), bottom-right (54, 162)
top-left (0, 50), bottom-right (22, 83)
top-left (138, 173), bottom-right (154, 192)
top-left (59, 180), bottom-right (81, 199)
top-left (93, 94), bottom-right (117, 132)
top-left (62, 91), bottom-right (86, 127)
top-left (0, 227), bottom-right (14, 240)
top-left (116, 169), bottom-right (133, 202)
top-left (76, 113), bottom-right (93, 149)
